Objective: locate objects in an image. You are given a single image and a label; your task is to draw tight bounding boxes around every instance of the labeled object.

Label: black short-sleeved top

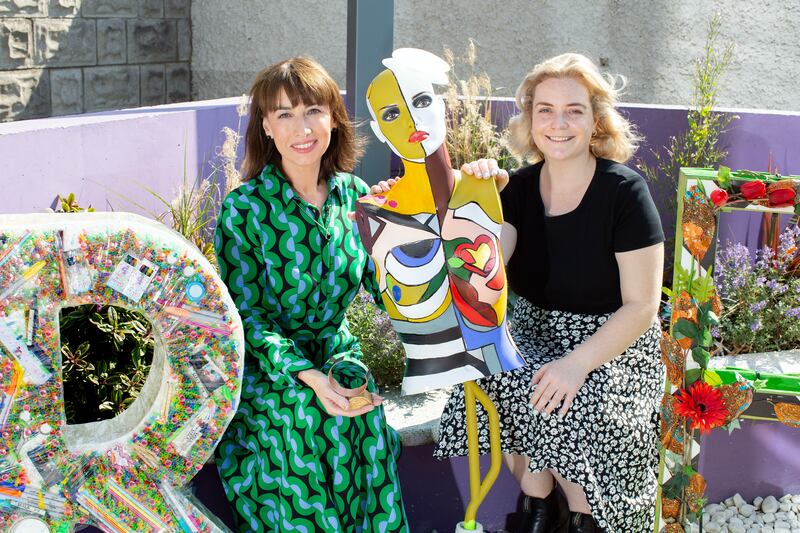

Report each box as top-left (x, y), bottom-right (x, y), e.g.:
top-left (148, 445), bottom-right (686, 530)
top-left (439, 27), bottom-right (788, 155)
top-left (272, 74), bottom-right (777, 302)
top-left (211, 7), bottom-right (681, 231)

top-left (501, 158), bottom-right (664, 314)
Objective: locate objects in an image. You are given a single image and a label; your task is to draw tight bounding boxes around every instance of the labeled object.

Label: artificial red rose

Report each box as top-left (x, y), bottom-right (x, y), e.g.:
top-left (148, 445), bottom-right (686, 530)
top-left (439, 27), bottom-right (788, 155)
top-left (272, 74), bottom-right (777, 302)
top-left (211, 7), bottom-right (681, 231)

top-left (709, 189), bottom-right (729, 207)
top-left (768, 187), bottom-right (796, 208)
top-left (766, 180), bottom-right (797, 208)
top-left (740, 180), bottom-right (767, 200)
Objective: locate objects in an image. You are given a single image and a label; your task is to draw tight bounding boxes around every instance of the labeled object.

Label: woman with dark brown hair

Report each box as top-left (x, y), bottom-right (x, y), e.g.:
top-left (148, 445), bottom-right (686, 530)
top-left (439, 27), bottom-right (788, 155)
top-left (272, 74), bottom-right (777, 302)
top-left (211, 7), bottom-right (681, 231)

top-left (214, 57), bottom-right (408, 532)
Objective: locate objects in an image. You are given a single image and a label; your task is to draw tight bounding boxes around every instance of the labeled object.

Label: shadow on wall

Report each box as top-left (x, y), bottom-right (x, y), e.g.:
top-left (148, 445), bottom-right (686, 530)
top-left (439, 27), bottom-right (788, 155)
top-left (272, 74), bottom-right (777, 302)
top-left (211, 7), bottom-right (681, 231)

top-left (0, 0), bottom-right (191, 122)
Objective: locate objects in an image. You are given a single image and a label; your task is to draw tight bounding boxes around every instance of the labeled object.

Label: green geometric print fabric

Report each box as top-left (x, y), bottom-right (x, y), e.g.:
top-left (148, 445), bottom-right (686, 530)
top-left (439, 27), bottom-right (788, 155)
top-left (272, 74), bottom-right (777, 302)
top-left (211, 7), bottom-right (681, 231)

top-left (214, 164), bottom-right (409, 532)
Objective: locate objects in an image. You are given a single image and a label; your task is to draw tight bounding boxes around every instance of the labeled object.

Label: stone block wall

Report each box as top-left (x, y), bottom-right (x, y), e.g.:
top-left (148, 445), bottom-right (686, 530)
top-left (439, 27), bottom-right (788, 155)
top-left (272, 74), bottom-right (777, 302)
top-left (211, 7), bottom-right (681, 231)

top-left (0, 0), bottom-right (191, 121)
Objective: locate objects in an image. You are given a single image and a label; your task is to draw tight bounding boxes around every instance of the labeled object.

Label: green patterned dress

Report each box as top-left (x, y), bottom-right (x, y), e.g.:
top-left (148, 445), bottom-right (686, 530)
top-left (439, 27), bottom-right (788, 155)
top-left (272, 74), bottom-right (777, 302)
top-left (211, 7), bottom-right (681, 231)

top-left (214, 164), bottom-right (408, 533)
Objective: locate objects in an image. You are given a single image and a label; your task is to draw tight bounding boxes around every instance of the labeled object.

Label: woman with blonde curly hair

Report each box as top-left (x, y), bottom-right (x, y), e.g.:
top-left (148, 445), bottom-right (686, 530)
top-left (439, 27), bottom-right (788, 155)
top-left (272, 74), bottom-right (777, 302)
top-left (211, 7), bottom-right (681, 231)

top-left (434, 53), bottom-right (665, 533)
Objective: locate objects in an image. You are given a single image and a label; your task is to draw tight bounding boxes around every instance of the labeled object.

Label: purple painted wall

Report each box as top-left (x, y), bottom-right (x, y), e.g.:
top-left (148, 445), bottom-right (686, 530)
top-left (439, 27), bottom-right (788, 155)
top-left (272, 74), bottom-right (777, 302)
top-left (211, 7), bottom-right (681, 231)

top-left (3, 98), bottom-right (800, 527)
top-left (0, 98), bottom-right (244, 215)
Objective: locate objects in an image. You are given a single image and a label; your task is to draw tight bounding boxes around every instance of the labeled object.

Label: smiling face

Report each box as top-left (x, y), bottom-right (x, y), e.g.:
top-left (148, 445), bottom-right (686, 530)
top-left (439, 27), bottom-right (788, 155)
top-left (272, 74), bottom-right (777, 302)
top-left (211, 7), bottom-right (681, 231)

top-left (530, 77), bottom-right (595, 163)
top-left (261, 88), bottom-right (336, 177)
top-left (367, 69), bottom-right (446, 162)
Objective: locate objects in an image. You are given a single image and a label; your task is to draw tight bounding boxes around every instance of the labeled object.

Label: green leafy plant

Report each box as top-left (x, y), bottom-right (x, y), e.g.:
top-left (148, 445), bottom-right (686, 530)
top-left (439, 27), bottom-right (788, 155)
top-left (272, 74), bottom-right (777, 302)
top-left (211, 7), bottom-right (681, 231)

top-left (639, 13), bottom-right (736, 282)
top-left (443, 40), bottom-right (519, 172)
top-left (346, 290), bottom-right (405, 388)
top-left (61, 304), bottom-right (154, 423)
top-left (56, 192), bottom-right (95, 213)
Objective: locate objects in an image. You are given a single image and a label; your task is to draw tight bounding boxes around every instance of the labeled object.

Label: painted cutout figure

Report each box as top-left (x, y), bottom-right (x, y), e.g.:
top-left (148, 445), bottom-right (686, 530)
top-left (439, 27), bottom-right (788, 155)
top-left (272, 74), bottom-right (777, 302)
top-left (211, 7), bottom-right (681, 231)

top-left (356, 48), bottom-right (524, 395)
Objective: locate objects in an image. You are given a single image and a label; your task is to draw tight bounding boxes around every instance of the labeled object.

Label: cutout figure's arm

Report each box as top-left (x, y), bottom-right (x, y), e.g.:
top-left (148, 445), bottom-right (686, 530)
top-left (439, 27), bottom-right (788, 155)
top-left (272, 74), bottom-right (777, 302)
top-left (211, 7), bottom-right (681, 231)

top-left (215, 193), bottom-right (314, 386)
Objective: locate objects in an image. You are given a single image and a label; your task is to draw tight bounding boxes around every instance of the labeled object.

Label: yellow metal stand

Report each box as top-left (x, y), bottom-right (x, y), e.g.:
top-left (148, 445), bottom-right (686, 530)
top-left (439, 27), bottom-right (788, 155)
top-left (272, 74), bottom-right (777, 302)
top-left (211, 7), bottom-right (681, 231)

top-left (460, 380), bottom-right (502, 531)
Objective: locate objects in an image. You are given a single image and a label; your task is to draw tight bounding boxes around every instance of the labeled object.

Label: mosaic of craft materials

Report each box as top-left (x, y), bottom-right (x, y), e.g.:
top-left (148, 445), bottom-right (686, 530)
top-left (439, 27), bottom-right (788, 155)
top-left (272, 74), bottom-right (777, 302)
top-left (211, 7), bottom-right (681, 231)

top-left (657, 168), bottom-right (800, 532)
top-left (0, 213), bottom-right (244, 532)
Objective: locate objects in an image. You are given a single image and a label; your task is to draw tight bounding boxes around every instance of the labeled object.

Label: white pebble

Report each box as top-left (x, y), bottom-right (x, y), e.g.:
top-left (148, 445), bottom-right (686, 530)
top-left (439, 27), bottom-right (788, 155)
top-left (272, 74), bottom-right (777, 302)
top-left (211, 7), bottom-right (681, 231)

top-left (755, 497), bottom-right (765, 509)
top-left (734, 494), bottom-right (747, 507)
top-left (741, 505), bottom-right (756, 517)
top-left (764, 513), bottom-right (777, 523)
top-left (764, 497), bottom-right (781, 514)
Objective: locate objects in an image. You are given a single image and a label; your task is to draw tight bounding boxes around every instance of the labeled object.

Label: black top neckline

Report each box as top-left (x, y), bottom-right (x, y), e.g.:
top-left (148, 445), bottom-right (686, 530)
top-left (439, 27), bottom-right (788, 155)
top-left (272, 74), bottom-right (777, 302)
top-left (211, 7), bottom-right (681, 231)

top-left (534, 159), bottom-right (611, 220)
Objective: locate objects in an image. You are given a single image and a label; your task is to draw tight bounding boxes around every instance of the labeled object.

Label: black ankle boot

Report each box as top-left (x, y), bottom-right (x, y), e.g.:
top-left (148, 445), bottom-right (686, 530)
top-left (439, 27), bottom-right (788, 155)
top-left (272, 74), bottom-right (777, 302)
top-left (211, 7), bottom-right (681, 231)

top-left (568, 511), bottom-right (603, 533)
top-left (517, 488), bottom-right (569, 533)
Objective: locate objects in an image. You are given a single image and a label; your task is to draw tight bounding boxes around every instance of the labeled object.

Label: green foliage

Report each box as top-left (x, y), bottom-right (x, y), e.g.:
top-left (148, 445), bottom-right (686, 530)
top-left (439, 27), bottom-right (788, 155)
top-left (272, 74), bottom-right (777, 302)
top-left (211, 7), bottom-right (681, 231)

top-left (639, 13), bottom-right (736, 282)
top-left (56, 192), bottom-right (95, 213)
top-left (443, 40), bottom-right (519, 172)
top-left (345, 290), bottom-right (405, 389)
top-left (61, 304), bottom-right (154, 424)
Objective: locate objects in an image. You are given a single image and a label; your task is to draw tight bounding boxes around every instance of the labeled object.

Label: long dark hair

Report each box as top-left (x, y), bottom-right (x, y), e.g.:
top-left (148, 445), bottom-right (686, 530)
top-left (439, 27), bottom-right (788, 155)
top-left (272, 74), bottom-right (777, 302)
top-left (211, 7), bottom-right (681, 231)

top-left (241, 57), bottom-right (362, 182)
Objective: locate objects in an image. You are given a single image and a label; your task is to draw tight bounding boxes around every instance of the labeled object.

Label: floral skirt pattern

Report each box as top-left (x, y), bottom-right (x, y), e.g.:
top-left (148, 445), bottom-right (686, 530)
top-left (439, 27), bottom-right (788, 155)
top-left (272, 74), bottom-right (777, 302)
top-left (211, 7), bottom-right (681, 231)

top-left (434, 297), bottom-right (664, 532)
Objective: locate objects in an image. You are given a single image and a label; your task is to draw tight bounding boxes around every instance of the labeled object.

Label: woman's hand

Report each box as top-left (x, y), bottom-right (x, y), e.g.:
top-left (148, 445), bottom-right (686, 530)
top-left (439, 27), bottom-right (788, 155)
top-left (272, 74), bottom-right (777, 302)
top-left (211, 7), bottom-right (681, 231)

top-left (529, 354), bottom-right (590, 418)
top-left (369, 177), bottom-right (401, 195)
top-left (297, 368), bottom-right (380, 417)
top-left (461, 158), bottom-right (509, 192)
top-left (347, 177), bottom-right (402, 221)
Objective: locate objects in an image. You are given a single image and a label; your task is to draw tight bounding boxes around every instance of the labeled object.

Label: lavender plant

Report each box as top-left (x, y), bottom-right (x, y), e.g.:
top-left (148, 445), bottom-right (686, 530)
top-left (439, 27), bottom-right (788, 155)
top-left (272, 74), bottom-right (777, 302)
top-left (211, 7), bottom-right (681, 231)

top-left (715, 223), bottom-right (800, 354)
top-left (345, 290), bottom-right (405, 388)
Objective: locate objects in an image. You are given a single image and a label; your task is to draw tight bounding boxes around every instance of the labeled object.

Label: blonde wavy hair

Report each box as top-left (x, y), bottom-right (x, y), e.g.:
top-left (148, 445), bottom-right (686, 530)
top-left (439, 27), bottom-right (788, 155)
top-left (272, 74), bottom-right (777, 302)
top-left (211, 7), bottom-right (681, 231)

top-left (509, 53), bottom-right (640, 164)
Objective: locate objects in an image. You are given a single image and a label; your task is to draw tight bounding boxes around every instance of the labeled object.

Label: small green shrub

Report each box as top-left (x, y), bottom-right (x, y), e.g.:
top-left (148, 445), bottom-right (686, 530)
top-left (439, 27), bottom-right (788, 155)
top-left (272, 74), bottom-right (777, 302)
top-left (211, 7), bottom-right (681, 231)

top-left (61, 304), bottom-right (154, 423)
top-left (638, 13), bottom-right (736, 285)
top-left (346, 290), bottom-right (405, 389)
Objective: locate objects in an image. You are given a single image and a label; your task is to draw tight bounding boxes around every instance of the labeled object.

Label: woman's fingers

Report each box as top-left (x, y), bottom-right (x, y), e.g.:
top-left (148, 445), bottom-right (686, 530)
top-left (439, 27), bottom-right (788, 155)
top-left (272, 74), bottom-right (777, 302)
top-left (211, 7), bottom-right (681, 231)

top-left (369, 177), bottom-right (401, 195)
top-left (460, 158), bottom-right (502, 179)
top-left (529, 368), bottom-right (550, 406)
top-left (532, 381), bottom-right (557, 413)
top-left (495, 169), bottom-right (510, 192)
top-left (558, 392), bottom-right (577, 418)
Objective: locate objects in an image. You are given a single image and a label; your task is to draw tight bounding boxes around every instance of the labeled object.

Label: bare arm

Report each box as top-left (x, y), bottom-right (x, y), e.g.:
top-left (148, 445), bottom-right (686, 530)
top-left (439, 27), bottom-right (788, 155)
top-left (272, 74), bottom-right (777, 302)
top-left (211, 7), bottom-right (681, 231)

top-left (500, 222), bottom-right (517, 264)
top-left (530, 242), bottom-right (664, 417)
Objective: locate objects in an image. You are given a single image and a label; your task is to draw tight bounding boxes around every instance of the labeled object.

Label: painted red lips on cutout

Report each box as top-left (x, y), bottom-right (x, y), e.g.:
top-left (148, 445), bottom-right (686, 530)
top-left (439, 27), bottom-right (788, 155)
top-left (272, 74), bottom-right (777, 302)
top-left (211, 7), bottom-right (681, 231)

top-left (407, 130), bottom-right (429, 143)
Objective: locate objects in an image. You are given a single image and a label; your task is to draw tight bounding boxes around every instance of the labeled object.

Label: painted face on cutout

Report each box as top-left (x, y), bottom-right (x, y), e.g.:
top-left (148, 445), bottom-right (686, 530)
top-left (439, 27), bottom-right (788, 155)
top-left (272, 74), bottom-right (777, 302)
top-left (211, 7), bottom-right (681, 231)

top-left (366, 69), bottom-right (446, 162)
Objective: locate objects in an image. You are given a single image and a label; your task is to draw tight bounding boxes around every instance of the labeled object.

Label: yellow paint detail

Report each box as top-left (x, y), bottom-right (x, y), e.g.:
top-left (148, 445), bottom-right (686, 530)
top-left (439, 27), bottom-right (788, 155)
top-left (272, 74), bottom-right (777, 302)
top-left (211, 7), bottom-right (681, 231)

top-left (449, 171), bottom-right (503, 224)
top-left (367, 70), bottom-right (425, 160)
top-left (381, 288), bottom-right (452, 323)
top-left (386, 274), bottom-right (430, 305)
top-left (465, 242), bottom-right (492, 271)
top-left (490, 287), bottom-right (507, 323)
top-left (380, 162), bottom-right (436, 216)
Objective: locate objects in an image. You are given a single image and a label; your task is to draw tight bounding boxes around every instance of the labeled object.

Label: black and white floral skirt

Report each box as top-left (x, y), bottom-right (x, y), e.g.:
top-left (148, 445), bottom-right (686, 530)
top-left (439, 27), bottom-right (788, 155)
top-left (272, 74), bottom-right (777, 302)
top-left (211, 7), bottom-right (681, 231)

top-left (434, 297), bottom-right (664, 533)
